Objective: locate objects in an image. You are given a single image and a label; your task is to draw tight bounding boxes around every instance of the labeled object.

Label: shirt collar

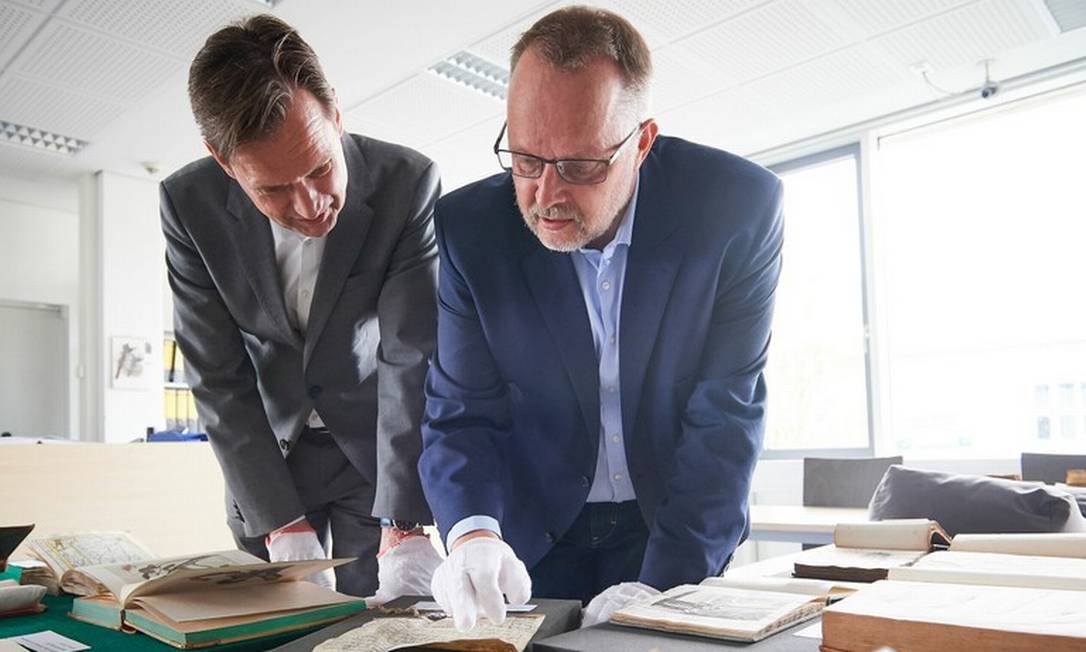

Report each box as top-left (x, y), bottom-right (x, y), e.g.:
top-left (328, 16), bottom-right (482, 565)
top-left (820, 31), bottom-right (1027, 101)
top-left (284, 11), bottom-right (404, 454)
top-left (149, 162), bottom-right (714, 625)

top-left (579, 176), bottom-right (640, 260)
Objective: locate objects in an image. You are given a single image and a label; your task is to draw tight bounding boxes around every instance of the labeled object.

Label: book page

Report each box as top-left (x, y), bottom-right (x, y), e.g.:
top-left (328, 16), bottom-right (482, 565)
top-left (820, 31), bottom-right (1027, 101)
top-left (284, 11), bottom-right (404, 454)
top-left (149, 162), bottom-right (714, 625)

top-left (134, 580), bottom-right (361, 623)
top-left (119, 556), bottom-right (349, 606)
top-left (702, 575), bottom-right (840, 596)
top-left (887, 550), bottom-right (1086, 590)
top-left (794, 545), bottom-right (926, 570)
top-left (312, 615), bottom-right (544, 652)
top-left (833, 519), bottom-right (943, 550)
top-left (72, 550), bottom-right (260, 600)
top-left (612, 584), bottom-right (821, 640)
top-left (28, 532), bottom-right (154, 579)
top-left (825, 580), bottom-right (1086, 637)
top-left (950, 533), bottom-right (1086, 558)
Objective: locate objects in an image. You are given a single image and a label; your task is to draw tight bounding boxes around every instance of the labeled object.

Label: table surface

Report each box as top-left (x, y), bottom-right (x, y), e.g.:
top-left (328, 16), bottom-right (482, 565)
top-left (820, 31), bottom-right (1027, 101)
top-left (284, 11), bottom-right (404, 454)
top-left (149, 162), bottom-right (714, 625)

top-left (533, 617), bottom-right (823, 651)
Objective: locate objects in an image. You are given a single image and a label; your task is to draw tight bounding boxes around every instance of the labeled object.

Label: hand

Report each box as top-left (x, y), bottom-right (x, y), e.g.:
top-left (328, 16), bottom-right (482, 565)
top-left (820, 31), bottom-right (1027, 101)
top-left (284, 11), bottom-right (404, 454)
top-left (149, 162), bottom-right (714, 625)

top-left (430, 535), bottom-right (531, 631)
top-left (372, 534), bottom-right (444, 604)
top-left (582, 581), bottom-right (660, 628)
top-left (265, 519), bottom-right (336, 590)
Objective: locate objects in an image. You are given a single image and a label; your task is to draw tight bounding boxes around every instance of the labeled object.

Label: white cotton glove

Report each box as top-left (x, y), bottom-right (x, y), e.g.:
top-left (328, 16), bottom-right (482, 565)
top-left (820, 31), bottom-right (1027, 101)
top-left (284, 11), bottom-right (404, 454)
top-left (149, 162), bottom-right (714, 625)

top-left (266, 523), bottom-right (336, 590)
top-left (581, 581), bottom-right (661, 628)
top-left (372, 535), bottom-right (444, 604)
top-left (430, 537), bottom-right (532, 632)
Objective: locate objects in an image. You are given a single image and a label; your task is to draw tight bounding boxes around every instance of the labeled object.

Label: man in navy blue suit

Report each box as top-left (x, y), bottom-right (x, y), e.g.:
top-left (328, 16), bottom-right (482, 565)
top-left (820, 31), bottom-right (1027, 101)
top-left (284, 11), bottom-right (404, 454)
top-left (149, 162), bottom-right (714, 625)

top-left (421, 6), bottom-right (783, 631)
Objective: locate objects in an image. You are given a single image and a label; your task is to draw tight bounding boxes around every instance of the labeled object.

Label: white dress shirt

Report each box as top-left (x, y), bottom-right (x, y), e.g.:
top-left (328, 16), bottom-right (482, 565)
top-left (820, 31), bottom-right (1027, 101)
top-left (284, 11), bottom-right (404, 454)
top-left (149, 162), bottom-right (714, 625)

top-left (270, 220), bottom-right (327, 429)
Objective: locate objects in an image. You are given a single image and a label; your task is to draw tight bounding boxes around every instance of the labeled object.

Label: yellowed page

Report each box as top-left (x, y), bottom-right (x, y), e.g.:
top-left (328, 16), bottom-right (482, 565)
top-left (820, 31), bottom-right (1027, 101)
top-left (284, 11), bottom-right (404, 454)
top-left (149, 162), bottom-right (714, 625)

top-left (313, 615), bottom-right (543, 652)
top-left (73, 549), bottom-right (260, 600)
top-left (888, 550), bottom-right (1086, 590)
top-left (134, 580), bottom-right (361, 622)
top-left (825, 580), bottom-right (1086, 637)
top-left (950, 533), bottom-right (1086, 558)
top-left (119, 556), bottom-right (350, 606)
top-left (833, 519), bottom-right (936, 550)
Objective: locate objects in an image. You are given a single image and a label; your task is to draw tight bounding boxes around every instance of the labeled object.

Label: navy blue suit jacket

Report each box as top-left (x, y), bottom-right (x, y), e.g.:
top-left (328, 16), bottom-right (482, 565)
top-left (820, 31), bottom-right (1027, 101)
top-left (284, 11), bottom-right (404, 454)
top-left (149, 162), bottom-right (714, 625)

top-left (419, 136), bottom-right (783, 590)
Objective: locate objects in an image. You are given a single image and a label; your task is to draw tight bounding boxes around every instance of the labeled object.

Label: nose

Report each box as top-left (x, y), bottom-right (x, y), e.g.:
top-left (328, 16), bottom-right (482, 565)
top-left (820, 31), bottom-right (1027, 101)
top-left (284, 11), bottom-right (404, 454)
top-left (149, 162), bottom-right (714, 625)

top-left (291, 180), bottom-right (323, 220)
top-left (534, 163), bottom-right (566, 211)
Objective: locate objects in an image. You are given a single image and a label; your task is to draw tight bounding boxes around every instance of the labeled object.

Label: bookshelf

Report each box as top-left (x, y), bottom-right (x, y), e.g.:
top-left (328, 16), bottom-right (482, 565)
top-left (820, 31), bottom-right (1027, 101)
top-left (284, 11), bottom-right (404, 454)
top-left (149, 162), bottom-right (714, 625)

top-left (163, 333), bottom-right (203, 434)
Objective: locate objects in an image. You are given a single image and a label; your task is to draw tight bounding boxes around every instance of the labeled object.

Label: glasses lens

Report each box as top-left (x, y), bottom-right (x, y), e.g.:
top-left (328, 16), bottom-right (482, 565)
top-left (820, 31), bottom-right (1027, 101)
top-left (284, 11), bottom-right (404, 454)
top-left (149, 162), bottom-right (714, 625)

top-left (500, 152), bottom-right (544, 178)
top-left (557, 160), bottom-right (608, 185)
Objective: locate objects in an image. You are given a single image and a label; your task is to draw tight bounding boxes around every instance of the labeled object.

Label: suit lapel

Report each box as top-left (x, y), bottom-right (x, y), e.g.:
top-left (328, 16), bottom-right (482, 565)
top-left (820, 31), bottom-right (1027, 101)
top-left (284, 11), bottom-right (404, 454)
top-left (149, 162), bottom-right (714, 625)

top-left (226, 184), bottom-right (303, 349)
top-left (304, 135), bottom-right (375, 364)
top-left (520, 244), bottom-right (601, 441)
top-left (620, 156), bottom-right (683, 434)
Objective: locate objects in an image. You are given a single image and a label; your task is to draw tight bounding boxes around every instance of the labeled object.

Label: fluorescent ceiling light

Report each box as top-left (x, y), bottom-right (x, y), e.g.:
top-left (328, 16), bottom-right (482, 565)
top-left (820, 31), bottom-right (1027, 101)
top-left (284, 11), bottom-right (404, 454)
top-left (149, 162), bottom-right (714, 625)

top-left (429, 51), bottom-right (509, 100)
top-left (1043, 0), bottom-right (1086, 33)
top-left (0, 120), bottom-right (86, 156)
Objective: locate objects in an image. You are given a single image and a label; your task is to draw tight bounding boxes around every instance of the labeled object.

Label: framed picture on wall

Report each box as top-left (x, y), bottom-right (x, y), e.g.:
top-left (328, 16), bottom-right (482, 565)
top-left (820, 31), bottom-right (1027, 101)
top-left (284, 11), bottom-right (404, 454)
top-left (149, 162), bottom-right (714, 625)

top-left (111, 336), bottom-right (153, 389)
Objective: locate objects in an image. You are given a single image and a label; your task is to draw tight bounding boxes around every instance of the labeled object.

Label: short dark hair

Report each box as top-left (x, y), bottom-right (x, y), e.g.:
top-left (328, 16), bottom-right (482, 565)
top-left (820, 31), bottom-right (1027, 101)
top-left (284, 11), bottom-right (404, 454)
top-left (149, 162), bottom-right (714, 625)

top-left (188, 14), bottom-right (335, 160)
top-left (510, 6), bottom-right (652, 114)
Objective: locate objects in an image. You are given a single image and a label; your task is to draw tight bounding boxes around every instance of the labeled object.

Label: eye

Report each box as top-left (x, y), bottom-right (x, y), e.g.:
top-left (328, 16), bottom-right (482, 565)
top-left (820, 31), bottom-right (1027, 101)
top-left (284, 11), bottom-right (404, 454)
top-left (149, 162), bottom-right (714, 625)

top-left (309, 161), bottom-right (333, 178)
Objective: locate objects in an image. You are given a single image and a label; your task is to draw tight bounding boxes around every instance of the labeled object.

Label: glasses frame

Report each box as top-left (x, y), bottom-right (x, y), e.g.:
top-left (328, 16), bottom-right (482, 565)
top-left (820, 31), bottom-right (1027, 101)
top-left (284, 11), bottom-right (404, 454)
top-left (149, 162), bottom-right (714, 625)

top-left (492, 121), bottom-right (644, 185)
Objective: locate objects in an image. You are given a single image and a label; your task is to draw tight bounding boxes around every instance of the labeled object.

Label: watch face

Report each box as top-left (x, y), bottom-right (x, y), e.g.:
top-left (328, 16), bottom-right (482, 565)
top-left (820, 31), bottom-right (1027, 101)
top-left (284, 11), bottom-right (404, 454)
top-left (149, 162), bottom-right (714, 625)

top-left (392, 520), bottom-right (421, 531)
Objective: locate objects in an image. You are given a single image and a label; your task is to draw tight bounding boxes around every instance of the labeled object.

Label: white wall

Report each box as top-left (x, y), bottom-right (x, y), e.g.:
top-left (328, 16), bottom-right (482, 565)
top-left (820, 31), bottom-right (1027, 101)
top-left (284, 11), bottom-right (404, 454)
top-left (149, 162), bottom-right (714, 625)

top-left (79, 171), bottom-right (165, 442)
top-left (0, 175), bottom-right (81, 438)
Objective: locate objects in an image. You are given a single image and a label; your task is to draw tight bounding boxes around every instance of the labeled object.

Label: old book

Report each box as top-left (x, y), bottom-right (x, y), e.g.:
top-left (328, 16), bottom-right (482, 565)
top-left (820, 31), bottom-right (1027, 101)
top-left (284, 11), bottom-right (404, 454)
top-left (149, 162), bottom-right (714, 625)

top-left (68, 549), bottom-right (365, 648)
top-left (793, 519), bottom-right (950, 582)
top-left (26, 530), bottom-right (155, 593)
top-left (0, 579), bottom-right (46, 618)
top-left (887, 547), bottom-right (1086, 591)
top-left (820, 580), bottom-right (1086, 652)
top-left (948, 532), bottom-right (1086, 558)
top-left (610, 576), bottom-right (831, 642)
top-left (312, 614), bottom-right (545, 652)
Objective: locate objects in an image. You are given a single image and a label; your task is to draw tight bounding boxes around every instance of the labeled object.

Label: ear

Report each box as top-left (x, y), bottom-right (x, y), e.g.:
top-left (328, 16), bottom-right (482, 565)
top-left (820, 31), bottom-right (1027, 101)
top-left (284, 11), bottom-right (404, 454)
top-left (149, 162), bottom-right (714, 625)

top-left (204, 140), bottom-right (236, 179)
top-left (635, 119), bottom-right (659, 166)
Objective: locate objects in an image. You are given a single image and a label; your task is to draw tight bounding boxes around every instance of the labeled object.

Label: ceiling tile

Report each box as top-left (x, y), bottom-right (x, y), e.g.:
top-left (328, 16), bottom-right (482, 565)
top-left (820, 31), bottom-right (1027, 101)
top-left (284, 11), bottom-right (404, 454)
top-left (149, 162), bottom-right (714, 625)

top-left (0, 74), bottom-right (127, 139)
top-left (4, 0), bottom-right (63, 12)
top-left (744, 43), bottom-right (911, 115)
top-left (650, 43), bottom-right (739, 112)
top-left (592, 0), bottom-right (766, 47)
top-left (346, 72), bottom-right (503, 151)
top-left (873, 0), bottom-right (1054, 71)
top-left (9, 20), bottom-right (184, 103)
top-left (56, 0), bottom-right (250, 61)
top-left (832, 0), bottom-right (973, 35)
top-left (0, 2), bottom-right (47, 70)
top-left (678, 0), bottom-right (852, 85)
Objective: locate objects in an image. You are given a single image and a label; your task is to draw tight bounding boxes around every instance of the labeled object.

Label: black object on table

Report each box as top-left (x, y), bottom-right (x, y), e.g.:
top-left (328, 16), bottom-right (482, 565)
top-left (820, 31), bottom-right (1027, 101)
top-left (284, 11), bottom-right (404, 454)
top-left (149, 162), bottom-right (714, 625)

top-left (270, 596), bottom-right (583, 651)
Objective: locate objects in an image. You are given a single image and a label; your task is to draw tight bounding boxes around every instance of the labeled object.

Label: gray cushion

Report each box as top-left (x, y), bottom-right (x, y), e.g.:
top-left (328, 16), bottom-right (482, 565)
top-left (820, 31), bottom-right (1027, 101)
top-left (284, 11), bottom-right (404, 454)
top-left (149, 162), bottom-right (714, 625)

top-left (868, 465), bottom-right (1078, 536)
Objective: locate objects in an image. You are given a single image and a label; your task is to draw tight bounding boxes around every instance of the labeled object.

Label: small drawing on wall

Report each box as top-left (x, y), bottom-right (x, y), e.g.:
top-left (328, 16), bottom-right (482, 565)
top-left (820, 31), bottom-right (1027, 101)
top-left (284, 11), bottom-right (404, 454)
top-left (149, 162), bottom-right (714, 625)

top-left (111, 336), bottom-right (153, 389)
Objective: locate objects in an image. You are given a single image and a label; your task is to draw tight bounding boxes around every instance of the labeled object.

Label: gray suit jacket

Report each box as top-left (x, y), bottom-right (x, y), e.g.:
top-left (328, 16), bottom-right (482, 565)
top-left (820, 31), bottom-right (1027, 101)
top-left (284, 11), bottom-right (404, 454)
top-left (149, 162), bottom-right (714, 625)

top-left (161, 134), bottom-right (438, 537)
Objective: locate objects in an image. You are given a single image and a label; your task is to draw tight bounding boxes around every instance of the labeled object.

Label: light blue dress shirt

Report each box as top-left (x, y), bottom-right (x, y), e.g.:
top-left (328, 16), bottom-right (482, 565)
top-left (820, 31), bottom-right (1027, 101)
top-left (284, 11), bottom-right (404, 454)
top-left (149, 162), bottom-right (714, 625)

top-left (444, 181), bottom-right (641, 549)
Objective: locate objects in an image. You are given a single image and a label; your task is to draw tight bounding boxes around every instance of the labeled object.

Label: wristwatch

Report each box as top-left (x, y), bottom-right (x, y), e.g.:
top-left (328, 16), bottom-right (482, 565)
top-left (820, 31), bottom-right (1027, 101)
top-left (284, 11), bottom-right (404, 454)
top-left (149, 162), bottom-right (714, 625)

top-left (390, 520), bottom-right (422, 532)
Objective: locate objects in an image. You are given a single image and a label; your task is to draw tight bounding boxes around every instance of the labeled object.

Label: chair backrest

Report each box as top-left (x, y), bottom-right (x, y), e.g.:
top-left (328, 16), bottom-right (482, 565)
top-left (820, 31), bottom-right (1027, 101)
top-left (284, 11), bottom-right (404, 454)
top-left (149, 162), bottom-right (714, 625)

top-left (1021, 452), bottom-right (1086, 484)
top-left (803, 456), bottom-right (904, 508)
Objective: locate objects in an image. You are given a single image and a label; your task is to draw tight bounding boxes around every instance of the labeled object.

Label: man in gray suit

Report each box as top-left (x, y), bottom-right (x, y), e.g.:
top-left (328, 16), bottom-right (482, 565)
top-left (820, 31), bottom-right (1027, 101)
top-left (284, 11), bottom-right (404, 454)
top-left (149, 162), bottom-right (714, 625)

top-left (161, 14), bottom-right (441, 598)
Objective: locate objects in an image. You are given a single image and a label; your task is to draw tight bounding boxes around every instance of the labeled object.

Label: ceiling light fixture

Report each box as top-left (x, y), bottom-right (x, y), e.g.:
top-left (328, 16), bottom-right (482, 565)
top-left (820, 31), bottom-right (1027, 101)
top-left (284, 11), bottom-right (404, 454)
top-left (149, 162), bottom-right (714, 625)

top-left (429, 51), bottom-right (509, 100)
top-left (0, 120), bottom-right (86, 156)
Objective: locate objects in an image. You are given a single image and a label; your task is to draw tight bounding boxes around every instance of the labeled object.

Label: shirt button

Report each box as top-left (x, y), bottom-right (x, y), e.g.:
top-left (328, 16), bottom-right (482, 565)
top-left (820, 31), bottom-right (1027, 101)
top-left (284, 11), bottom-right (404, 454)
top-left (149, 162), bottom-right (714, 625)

top-left (613, 473), bottom-right (623, 481)
top-left (609, 334), bottom-right (616, 344)
top-left (611, 434), bottom-right (621, 444)
top-left (301, 289), bottom-right (311, 299)
top-left (278, 439), bottom-right (290, 451)
top-left (601, 280), bottom-right (611, 291)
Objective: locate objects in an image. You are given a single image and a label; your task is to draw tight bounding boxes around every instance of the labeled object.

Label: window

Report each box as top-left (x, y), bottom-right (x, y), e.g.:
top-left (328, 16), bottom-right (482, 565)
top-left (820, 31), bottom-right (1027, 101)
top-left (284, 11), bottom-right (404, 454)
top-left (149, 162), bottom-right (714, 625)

top-left (875, 87), bottom-right (1086, 457)
top-left (762, 147), bottom-right (870, 453)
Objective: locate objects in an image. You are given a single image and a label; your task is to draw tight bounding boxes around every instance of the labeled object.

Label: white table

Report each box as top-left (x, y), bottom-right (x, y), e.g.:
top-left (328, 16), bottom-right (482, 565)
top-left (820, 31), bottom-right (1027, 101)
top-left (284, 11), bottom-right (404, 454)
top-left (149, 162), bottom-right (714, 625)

top-left (748, 505), bottom-right (870, 544)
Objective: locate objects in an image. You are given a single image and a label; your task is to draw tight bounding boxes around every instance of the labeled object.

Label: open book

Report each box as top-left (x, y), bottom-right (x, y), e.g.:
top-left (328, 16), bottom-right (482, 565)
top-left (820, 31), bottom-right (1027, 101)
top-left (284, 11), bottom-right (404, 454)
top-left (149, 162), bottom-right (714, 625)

top-left (69, 549), bottom-right (365, 648)
top-left (821, 579), bottom-right (1086, 652)
top-left (25, 530), bottom-right (155, 594)
top-left (610, 576), bottom-right (834, 642)
top-left (792, 519), bottom-right (950, 582)
top-left (887, 532), bottom-right (1086, 591)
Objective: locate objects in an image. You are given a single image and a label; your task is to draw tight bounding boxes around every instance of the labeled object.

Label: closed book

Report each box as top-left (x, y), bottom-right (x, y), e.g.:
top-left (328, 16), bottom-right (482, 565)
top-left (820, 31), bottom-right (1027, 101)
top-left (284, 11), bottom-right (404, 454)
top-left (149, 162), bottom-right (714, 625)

top-left (820, 580), bottom-right (1086, 652)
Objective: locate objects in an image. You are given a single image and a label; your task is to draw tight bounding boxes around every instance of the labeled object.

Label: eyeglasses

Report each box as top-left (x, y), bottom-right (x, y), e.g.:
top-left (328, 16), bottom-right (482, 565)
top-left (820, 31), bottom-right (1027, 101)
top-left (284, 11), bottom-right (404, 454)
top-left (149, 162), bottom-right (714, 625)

top-left (493, 121), bottom-right (643, 185)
